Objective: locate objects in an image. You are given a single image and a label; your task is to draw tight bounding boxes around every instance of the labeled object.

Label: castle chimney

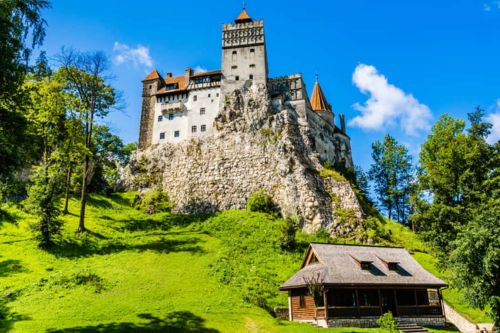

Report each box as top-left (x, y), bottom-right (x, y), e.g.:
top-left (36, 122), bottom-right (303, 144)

top-left (166, 72), bottom-right (172, 78)
top-left (339, 114), bottom-right (346, 133)
top-left (184, 68), bottom-right (193, 85)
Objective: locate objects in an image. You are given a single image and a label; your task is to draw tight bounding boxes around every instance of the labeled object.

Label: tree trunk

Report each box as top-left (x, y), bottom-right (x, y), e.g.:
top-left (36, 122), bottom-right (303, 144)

top-left (63, 166), bottom-right (72, 215)
top-left (78, 155), bottom-right (89, 232)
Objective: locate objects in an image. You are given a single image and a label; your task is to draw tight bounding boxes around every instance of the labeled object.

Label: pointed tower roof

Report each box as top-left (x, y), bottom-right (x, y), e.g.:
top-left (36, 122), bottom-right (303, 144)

top-left (310, 79), bottom-right (331, 112)
top-left (235, 8), bottom-right (253, 23)
top-left (143, 69), bottom-right (162, 81)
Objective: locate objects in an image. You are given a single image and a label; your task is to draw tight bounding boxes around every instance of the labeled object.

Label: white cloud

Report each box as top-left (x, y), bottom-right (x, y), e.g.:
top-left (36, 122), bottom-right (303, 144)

top-left (113, 42), bottom-right (153, 68)
top-left (350, 64), bottom-right (432, 136)
top-left (193, 66), bottom-right (207, 73)
top-left (484, 1), bottom-right (500, 11)
top-left (486, 99), bottom-right (500, 144)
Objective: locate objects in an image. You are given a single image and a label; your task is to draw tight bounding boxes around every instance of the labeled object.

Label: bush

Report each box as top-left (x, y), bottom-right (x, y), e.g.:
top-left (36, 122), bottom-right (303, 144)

top-left (279, 215), bottom-right (300, 250)
top-left (246, 189), bottom-right (275, 214)
top-left (377, 311), bottom-right (399, 333)
top-left (135, 188), bottom-right (171, 214)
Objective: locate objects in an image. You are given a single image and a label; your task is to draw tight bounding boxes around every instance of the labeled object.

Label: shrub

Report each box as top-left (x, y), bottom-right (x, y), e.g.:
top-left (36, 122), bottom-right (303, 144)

top-left (377, 311), bottom-right (399, 333)
top-left (279, 215), bottom-right (300, 250)
top-left (135, 188), bottom-right (171, 214)
top-left (246, 189), bottom-right (275, 214)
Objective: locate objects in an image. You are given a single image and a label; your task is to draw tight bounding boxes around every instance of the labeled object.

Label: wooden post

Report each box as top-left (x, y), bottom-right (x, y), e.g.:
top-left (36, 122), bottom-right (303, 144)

top-left (414, 289), bottom-right (419, 316)
top-left (324, 288), bottom-right (328, 321)
top-left (393, 289), bottom-right (398, 317)
top-left (378, 288), bottom-right (383, 315)
top-left (355, 289), bottom-right (360, 318)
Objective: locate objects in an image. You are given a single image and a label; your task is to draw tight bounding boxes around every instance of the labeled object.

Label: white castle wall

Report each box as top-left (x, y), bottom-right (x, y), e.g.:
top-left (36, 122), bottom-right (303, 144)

top-left (152, 87), bottom-right (221, 144)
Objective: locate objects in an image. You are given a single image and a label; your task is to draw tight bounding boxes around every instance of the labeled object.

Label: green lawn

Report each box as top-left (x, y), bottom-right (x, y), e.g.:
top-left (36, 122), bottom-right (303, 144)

top-left (0, 193), bottom-right (487, 332)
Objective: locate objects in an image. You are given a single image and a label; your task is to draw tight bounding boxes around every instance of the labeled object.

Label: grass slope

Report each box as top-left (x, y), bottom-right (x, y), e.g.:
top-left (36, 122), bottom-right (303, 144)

top-left (0, 193), bottom-right (484, 332)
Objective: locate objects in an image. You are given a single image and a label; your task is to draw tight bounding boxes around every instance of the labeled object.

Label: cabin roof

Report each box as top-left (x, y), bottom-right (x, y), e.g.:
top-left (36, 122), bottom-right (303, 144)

top-left (280, 243), bottom-right (447, 290)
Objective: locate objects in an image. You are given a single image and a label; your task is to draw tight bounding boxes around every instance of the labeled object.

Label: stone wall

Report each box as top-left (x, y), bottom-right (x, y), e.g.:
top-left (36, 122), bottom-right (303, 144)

top-left (122, 82), bottom-right (364, 236)
top-left (327, 316), bottom-right (445, 328)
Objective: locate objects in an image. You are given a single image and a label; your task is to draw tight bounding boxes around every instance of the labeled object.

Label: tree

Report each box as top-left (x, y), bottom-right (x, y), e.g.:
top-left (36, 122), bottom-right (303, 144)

top-left (447, 198), bottom-right (499, 327)
top-left (0, 0), bottom-right (49, 187)
top-left (57, 49), bottom-right (116, 232)
top-left (368, 135), bottom-right (413, 224)
top-left (412, 111), bottom-right (494, 251)
top-left (23, 73), bottom-right (68, 248)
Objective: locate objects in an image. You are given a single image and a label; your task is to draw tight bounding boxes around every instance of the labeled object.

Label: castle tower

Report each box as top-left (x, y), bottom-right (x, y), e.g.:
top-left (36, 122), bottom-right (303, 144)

top-left (310, 78), bottom-right (334, 126)
top-left (220, 7), bottom-right (268, 98)
top-left (138, 70), bottom-right (163, 150)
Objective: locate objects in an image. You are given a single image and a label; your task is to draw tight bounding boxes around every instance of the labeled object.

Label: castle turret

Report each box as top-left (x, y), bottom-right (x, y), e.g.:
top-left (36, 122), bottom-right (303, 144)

top-left (220, 7), bottom-right (268, 99)
top-left (310, 78), bottom-right (334, 126)
top-left (138, 69), bottom-right (163, 150)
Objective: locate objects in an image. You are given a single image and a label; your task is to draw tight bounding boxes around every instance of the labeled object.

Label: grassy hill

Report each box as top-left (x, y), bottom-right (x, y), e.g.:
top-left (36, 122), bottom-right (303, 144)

top-left (0, 193), bottom-right (487, 332)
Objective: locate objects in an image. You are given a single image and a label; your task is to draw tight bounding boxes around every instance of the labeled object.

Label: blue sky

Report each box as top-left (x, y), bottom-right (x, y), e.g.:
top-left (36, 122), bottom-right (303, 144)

top-left (40, 0), bottom-right (500, 171)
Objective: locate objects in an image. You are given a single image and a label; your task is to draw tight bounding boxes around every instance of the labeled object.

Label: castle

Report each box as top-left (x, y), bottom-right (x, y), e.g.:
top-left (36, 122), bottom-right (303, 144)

top-left (138, 8), bottom-right (352, 168)
top-left (125, 8), bottom-right (364, 236)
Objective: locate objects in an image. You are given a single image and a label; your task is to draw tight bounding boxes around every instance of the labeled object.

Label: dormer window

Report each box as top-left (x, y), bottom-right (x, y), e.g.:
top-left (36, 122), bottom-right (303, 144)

top-left (388, 262), bottom-right (398, 271)
top-left (361, 262), bottom-right (371, 270)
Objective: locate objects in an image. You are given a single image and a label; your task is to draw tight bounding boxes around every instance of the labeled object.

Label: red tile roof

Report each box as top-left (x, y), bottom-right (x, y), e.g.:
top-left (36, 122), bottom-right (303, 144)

top-left (310, 80), bottom-right (331, 112)
top-left (143, 69), bottom-right (162, 81)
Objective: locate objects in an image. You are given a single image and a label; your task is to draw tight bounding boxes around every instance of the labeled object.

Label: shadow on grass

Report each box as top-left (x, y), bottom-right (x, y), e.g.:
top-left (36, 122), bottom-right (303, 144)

top-left (109, 213), bottom-right (212, 233)
top-left (48, 234), bottom-right (206, 259)
top-left (0, 207), bottom-right (20, 226)
top-left (86, 196), bottom-right (113, 209)
top-left (46, 311), bottom-right (220, 333)
top-left (0, 259), bottom-right (27, 277)
top-left (0, 294), bottom-right (30, 332)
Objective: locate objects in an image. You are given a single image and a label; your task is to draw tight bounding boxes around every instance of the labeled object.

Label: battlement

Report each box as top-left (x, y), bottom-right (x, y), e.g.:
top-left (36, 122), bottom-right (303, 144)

top-left (222, 20), bottom-right (265, 49)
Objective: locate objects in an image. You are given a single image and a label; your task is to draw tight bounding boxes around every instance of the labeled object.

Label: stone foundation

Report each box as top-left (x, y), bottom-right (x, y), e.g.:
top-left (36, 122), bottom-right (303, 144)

top-left (327, 316), bottom-right (445, 328)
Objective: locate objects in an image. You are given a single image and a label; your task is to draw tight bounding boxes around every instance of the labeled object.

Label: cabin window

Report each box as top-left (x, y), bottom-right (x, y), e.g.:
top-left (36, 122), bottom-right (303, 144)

top-left (159, 132), bottom-right (165, 140)
top-left (174, 131), bottom-right (180, 138)
top-left (299, 295), bottom-right (306, 308)
top-left (201, 125), bottom-right (207, 132)
top-left (331, 288), bottom-right (357, 307)
top-left (200, 108), bottom-right (206, 115)
top-left (158, 115), bottom-right (163, 122)
top-left (359, 289), bottom-right (379, 306)
top-left (396, 289), bottom-right (416, 306)
top-left (168, 113), bottom-right (174, 120)
top-left (388, 262), bottom-right (398, 271)
top-left (249, 74), bottom-right (254, 80)
top-left (193, 95), bottom-right (197, 101)
top-left (361, 261), bottom-right (372, 270)
top-left (416, 290), bottom-right (430, 305)
top-left (235, 76), bottom-right (239, 81)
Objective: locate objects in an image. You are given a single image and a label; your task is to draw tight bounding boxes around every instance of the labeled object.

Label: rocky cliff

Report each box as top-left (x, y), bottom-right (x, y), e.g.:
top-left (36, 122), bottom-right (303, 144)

top-left (121, 83), bottom-right (365, 237)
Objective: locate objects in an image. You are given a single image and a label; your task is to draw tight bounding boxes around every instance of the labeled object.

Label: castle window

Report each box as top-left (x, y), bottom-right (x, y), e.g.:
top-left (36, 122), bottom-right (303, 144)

top-left (193, 95), bottom-right (197, 101)
top-left (249, 64), bottom-right (255, 68)
top-left (250, 48), bottom-right (255, 53)
top-left (208, 93), bottom-right (211, 98)
top-left (148, 85), bottom-right (152, 90)
top-left (232, 50), bottom-right (237, 54)
top-left (231, 65), bottom-right (237, 69)
top-left (192, 126), bottom-right (197, 133)
top-left (174, 131), bottom-right (180, 138)
top-left (216, 93), bottom-right (219, 97)
top-left (232, 50), bottom-right (237, 61)
top-left (249, 74), bottom-right (254, 80)
top-left (201, 125), bottom-right (206, 132)
top-left (168, 113), bottom-right (174, 120)
top-left (158, 115), bottom-right (163, 122)
top-left (235, 76), bottom-right (239, 81)
top-left (200, 108), bottom-right (206, 115)
top-left (159, 132), bottom-right (165, 140)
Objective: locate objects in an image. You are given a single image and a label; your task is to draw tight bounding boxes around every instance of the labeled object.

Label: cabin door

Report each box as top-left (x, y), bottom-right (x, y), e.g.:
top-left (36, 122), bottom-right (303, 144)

top-left (381, 290), bottom-right (397, 316)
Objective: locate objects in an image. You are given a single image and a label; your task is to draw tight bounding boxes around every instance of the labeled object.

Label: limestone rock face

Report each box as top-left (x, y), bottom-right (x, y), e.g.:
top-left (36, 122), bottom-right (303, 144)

top-left (121, 83), bottom-right (365, 237)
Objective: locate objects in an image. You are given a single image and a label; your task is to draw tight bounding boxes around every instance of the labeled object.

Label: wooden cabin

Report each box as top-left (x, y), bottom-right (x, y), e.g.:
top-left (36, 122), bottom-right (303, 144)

top-left (279, 243), bottom-right (447, 328)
